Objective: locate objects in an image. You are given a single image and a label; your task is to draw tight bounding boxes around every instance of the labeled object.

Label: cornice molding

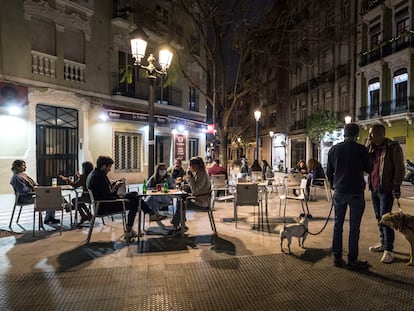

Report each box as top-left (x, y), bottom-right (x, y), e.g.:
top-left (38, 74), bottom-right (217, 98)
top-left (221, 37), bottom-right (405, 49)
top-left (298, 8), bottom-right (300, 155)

top-left (23, 0), bottom-right (92, 40)
top-left (29, 88), bottom-right (90, 109)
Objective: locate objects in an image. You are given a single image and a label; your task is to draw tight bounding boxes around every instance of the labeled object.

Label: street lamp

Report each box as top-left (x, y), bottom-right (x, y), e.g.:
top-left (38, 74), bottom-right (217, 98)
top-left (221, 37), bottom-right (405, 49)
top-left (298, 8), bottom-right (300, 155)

top-left (130, 29), bottom-right (173, 178)
top-left (269, 131), bottom-right (274, 167)
top-left (344, 115), bottom-right (352, 124)
top-left (251, 110), bottom-right (262, 171)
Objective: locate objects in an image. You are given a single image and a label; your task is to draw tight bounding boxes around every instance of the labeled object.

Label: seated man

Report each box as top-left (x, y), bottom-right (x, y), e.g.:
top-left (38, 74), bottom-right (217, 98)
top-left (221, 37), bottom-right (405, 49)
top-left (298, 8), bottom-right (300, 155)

top-left (87, 156), bottom-right (164, 241)
top-left (208, 159), bottom-right (227, 178)
top-left (168, 158), bottom-right (186, 184)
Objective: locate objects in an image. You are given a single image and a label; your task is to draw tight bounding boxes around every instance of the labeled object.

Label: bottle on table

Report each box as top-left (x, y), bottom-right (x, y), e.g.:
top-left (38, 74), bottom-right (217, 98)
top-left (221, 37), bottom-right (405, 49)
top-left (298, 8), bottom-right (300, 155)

top-left (163, 178), bottom-right (169, 193)
top-left (142, 179), bottom-right (147, 194)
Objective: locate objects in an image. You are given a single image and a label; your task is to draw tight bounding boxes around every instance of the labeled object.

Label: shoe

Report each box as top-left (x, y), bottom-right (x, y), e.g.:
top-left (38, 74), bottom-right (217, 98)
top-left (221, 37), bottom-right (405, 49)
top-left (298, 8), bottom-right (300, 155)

top-left (369, 243), bottom-right (384, 252)
top-left (125, 230), bottom-right (138, 242)
top-left (150, 214), bottom-right (167, 221)
top-left (334, 258), bottom-right (345, 268)
top-left (44, 218), bottom-right (60, 224)
top-left (347, 260), bottom-right (370, 271)
top-left (381, 251), bottom-right (394, 264)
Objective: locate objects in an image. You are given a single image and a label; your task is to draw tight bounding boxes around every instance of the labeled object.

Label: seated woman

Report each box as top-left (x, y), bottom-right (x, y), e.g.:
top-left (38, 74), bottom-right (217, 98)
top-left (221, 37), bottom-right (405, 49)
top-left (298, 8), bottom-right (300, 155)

top-left (170, 156), bottom-right (211, 234)
top-left (59, 161), bottom-right (94, 225)
top-left (306, 158), bottom-right (326, 200)
top-left (9, 159), bottom-right (59, 224)
top-left (292, 159), bottom-right (308, 174)
top-left (144, 163), bottom-right (175, 214)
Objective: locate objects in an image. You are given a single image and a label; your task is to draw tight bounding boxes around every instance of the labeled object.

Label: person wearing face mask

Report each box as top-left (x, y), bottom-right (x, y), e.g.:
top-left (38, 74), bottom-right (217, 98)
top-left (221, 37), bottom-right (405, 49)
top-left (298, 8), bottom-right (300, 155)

top-left (144, 163), bottom-right (175, 214)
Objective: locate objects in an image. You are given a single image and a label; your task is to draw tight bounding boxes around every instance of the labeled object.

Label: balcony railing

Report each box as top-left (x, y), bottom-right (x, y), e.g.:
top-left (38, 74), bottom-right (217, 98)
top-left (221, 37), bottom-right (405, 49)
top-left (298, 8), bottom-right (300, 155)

top-left (358, 97), bottom-right (414, 120)
top-left (31, 50), bottom-right (57, 78)
top-left (64, 59), bottom-right (85, 83)
top-left (360, 0), bottom-right (385, 15)
top-left (112, 0), bottom-right (136, 19)
top-left (360, 31), bottom-right (414, 67)
top-left (289, 120), bottom-right (306, 131)
top-left (112, 72), bottom-right (183, 107)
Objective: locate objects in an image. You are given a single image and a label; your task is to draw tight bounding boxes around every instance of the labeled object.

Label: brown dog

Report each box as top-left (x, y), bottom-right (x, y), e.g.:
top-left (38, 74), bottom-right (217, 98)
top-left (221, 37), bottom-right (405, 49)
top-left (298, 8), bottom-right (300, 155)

top-left (380, 211), bottom-right (414, 266)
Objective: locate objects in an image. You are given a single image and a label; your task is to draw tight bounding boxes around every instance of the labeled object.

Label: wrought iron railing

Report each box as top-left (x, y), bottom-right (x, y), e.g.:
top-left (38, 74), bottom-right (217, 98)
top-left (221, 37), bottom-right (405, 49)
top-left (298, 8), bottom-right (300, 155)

top-left (112, 72), bottom-right (183, 107)
top-left (358, 97), bottom-right (414, 120)
top-left (360, 32), bottom-right (414, 67)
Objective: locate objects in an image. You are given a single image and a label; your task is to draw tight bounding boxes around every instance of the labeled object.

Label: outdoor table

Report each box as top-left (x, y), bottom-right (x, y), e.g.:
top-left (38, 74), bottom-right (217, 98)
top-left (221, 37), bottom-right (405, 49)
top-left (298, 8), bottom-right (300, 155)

top-left (137, 189), bottom-right (185, 246)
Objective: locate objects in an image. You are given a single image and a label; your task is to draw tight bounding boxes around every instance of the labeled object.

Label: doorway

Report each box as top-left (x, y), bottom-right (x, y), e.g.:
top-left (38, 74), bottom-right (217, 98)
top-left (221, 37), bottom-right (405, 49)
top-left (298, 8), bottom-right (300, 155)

top-left (36, 104), bottom-right (78, 185)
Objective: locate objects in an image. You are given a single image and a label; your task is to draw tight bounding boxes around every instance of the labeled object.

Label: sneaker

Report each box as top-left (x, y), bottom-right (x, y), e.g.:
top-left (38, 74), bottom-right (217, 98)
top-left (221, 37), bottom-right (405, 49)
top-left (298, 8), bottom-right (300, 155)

top-left (150, 214), bottom-right (167, 221)
top-left (369, 243), bottom-right (384, 252)
top-left (124, 230), bottom-right (138, 242)
top-left (347, 260), bottom-right (370, 271)
top-left (44, 217), bottom-right (60, 224)
top-left (381, 251), bottom-right (394, 264)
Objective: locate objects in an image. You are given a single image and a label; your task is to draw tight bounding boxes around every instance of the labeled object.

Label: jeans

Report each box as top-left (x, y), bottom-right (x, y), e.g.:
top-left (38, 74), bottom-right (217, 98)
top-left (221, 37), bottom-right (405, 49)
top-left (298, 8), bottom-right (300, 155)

top-left (171, 197), bottom-right (205, 227)
top-left (371, 190), bottom-right (394, 251)
top-left (332, 192), bottom-right (365, 263)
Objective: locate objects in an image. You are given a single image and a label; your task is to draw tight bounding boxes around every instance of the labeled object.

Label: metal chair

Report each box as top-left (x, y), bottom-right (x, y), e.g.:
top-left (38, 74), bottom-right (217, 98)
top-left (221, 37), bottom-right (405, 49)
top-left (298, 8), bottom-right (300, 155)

top-left (33, 187), bottom-right (68, 236)
top-left (234, 183), bottom-right (260, 228)
top-left (279, 178), bottom-right (310, 222)
top-left (9, 191), bottom-right (34, 228)
top-left (86, 190), bottom-right (128, 243)
top-left (210, 174), bottom-right (234, 209)
top-left (185, 193), bottom-right (217, 233)
top-left (310, 178), bottom-right (332, 202)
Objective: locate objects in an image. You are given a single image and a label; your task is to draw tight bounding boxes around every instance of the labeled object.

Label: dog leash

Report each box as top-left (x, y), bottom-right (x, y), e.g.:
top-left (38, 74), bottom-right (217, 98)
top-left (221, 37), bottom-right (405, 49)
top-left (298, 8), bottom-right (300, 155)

top-left (396, 198), bottom-right (404, 213)
top-left (306, 199), bottom-right (334, 236)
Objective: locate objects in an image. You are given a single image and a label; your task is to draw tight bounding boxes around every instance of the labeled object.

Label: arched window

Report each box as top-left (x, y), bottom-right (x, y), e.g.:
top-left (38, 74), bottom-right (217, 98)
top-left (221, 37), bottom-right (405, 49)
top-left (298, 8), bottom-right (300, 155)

top-left (368, 78), bottom-right (380, 117)
top-left (393, 68), bottom-right (408, 108)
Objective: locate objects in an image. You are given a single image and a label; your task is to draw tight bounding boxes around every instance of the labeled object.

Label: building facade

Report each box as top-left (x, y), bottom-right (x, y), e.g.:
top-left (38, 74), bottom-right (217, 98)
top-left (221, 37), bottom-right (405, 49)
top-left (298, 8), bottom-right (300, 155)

top-left (0, 0), bottom-right (207, 193)
top-left (286, 0), bottom-right (357, 169)
top-left (356, 0), bottom-right (414, 160)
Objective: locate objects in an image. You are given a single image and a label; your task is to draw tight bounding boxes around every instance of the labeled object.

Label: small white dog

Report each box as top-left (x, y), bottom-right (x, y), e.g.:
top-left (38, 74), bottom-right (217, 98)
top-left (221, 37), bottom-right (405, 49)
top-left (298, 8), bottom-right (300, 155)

top-left (280, 213), bottom-right (311, 254)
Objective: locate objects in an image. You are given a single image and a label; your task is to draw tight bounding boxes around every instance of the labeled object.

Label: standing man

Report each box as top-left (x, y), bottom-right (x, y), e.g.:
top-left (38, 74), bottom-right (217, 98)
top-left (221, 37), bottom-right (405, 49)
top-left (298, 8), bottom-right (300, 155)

top-left (327, 123), bottom-right (373, 270)
top-left (366, 124), bottom-right (404, 263)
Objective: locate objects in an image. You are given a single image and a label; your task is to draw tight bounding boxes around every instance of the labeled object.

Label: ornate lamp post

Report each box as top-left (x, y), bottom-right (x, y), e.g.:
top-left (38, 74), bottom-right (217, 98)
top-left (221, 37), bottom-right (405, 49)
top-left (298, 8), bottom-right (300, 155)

top-left (269, 131), bottom-right (274, 167)
top-left (250, 110), bottom-right (262, 171)
top-left (344, 115), bottom-right (352, 124)
top-left (130, 29), bottom-right (173, 178)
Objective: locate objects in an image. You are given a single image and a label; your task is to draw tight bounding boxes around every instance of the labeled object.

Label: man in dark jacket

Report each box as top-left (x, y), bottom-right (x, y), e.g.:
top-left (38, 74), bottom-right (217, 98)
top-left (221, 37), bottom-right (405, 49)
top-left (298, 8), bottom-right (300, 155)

top-left (327, 123), bottom-right (373, 270)
top-left (366, 124), bottom-right (404, 264)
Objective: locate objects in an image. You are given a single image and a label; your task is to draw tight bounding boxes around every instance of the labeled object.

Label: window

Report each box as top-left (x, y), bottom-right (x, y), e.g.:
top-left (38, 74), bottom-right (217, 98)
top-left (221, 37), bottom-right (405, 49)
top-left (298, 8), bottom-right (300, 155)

top-left (340, 90), bottom-right (348, 113)
top-left (393, 69), bottom-right (408, 107)
top-left (324, 93), bottom-right (332, 111)
top-left (113, 132), bottom-right (142, 172)
top-left (369, 23), bottom-right (381, 48)
top-left (325, 2), bottom-right (334, 29)
top-left (368, 78), bottom-right (380, 116)
top-left (155, 5), bottom-right (169, 26)
top-left (156, 135), bottom-right (172, 165)
top-left (64, 28), bottom-right (85, 63)
top-left (31, 17), bottom-right (55, 55)
top-left (342, 0), bottom-right (350, 19)
top-left (395, 8), bottom-right (409, 47)
top-left (189, 138), bottom-right (199, 158)
top-left (189, 86), bottom-right (199, 112)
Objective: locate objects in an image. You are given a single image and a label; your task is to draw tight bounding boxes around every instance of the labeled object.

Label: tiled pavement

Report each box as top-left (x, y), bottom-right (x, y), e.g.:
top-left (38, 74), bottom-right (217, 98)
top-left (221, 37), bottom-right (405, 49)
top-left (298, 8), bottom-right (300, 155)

top-left (1, 189), bottom-right (414, 310)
